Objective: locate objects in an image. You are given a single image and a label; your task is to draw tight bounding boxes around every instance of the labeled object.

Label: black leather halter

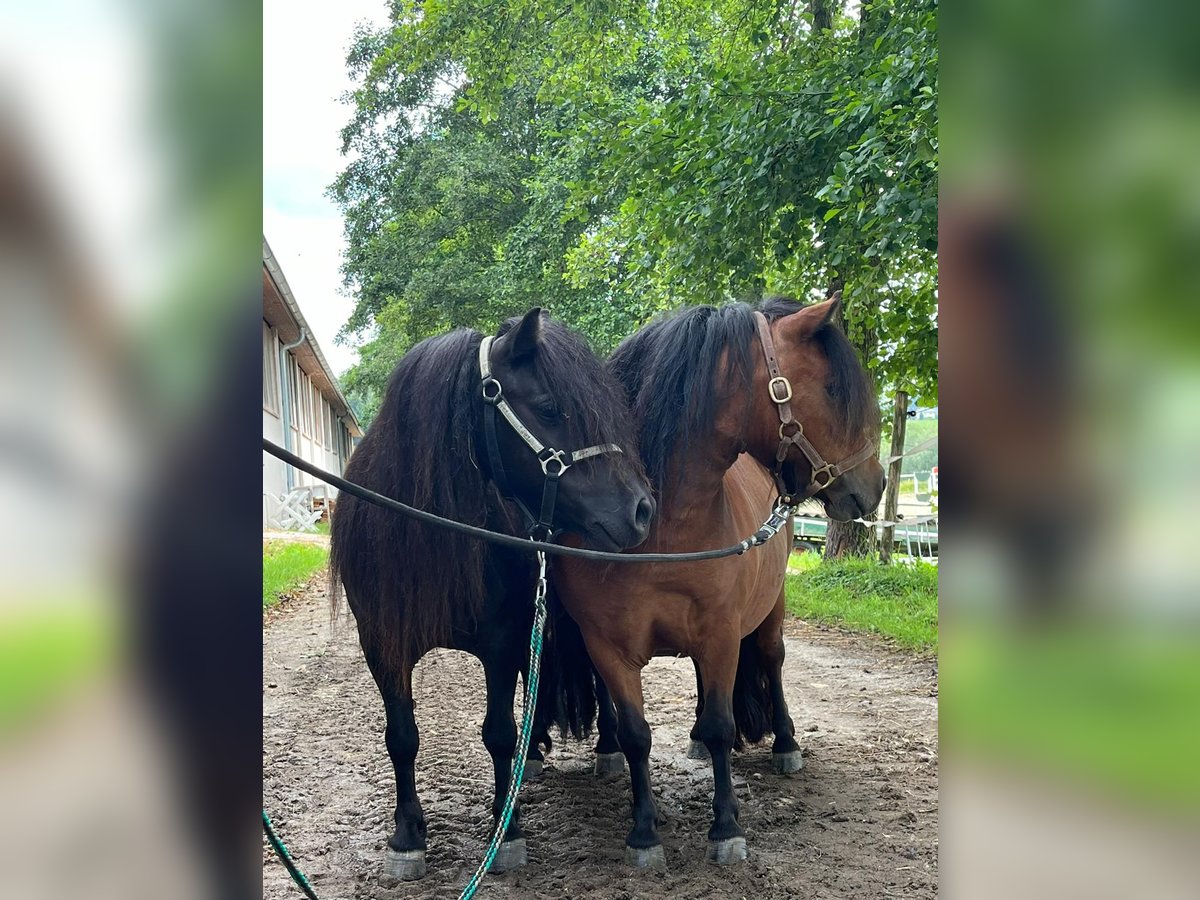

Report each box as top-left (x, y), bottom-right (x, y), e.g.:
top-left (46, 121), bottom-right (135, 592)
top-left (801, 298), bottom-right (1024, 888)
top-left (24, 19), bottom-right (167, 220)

top-left (478, 335), bottom-right (623, 539)
top-left (753, 312), bottom-right (877, 507)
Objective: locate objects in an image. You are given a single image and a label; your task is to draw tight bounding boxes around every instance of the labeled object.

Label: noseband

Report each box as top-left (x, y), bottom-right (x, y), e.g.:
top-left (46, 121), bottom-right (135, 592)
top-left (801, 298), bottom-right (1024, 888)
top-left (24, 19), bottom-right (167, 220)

top-left (753, 312), bottom-right (877, 507)
top-left (478, 335), bottom-right (624, 540)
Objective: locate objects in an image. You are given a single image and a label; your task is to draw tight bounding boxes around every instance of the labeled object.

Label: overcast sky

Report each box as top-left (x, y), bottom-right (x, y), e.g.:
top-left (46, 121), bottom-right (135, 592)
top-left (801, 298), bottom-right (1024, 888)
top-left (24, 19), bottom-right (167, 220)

top-left (264, 0), bottom-right (388, 376)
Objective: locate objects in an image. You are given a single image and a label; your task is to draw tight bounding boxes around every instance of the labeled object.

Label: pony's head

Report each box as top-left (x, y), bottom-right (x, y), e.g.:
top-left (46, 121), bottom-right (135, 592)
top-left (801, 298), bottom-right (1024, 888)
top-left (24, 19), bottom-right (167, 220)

top-left (481, 308), bottom-right (654, 549)
top-left (610, 296), bottom-right (883, 523)
top-left (748, 296), bottom-right (885, 521)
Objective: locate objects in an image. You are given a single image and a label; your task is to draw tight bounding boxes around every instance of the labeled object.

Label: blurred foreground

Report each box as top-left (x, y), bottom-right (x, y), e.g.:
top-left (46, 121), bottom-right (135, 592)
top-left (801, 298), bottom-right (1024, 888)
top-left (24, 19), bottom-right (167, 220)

top-left (941, 0), bottom-right (1200, 895)
top-left (1, 1), bottom-right (259, 898)
top-left (0, 1), bottom-right (1198, 898)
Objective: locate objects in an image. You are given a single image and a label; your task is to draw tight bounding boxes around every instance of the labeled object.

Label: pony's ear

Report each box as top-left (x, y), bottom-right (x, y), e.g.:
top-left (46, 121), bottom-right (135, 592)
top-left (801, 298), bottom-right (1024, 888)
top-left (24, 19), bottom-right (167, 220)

top-left (499, 307), bottom-right (544, 363)
top-left (778, 294), bottom-right (840, 342)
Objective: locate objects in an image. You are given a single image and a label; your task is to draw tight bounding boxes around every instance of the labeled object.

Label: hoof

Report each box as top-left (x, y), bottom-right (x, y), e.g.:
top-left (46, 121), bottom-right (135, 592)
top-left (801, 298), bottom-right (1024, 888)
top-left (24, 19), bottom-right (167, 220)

top-left (523, 758), bottom-right (544, 779)
top-left (384, 848), bottom-right (426, 881)
top-left (772, 750), bottom-right (804, 774)
top-left (706, 836), bottom-right (748, 866)
top-left (625, 843), bottom-right (666, 869)
top-left (686, 739), bottom-right (711, 760)
top-left (594, 752), bottom-right (626, 775)
top-left (489, 838), bottom-right (527, 873)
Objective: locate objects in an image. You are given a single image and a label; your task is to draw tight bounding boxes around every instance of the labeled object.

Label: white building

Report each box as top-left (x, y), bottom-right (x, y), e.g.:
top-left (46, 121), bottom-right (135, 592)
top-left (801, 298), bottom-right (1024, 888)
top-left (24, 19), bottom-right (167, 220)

top-left (262, 236), bottom-right (362, 527)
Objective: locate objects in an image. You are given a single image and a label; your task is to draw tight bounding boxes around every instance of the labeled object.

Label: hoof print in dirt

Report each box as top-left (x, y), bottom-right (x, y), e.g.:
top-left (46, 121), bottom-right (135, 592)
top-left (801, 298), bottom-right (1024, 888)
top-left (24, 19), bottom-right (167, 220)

top-left (706, 836), bottom-right (748, 866)
top-left (686, 739), bottom-right (711, 761)
top-left (489, 838), bottom-right (528, 873)
top-left (383, 848), bottom-right (426, 881)
top-left (772, 750), bottom-right (804, 774)
top-left (594, 752), bottom-right (626, 775)
top-left (625, 843), bottom-right (666, 869)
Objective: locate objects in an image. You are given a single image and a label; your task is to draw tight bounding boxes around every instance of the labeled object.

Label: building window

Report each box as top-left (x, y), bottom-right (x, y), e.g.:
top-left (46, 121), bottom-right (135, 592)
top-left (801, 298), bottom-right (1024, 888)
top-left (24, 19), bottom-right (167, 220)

top-left (324, 403), bottom-right (334, 450)
top-left (262, 322), bottom-right (279, 414)
top-left (313, 389), bottom-right (324, 447)
top-left (300, 372), bottom-right (312, 436)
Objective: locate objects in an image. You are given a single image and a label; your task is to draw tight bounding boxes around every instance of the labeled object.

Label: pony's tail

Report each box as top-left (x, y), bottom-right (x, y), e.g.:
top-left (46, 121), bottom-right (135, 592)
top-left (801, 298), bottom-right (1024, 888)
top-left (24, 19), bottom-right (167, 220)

top-left (326, 503), bottom-right (346, 624)
top-left (536, 589), bottom-right (598, 741)
top-left (732, 633), bottom-right (774, 750)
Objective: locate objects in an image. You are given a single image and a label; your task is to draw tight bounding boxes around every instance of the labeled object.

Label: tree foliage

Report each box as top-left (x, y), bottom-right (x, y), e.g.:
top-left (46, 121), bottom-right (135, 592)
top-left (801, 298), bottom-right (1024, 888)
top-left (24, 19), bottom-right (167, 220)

top-left (331, 0), bottom-right (937, 425)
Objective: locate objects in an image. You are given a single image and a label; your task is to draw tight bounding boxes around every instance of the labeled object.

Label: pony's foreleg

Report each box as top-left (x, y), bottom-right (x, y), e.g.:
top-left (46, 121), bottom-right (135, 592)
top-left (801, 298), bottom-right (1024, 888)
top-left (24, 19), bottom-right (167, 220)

top-left (593, 668), bottom-right (625, 775)
top-left (481, 656), bottom-right (528, 872)
top-left (758, 590), bottom-right (802, 773)
top-left (591, 647), bottom-right (663, 868)
top-left (693, 639), bottom-right (746, 865)
top-left (378, 674), bottom-right (428, 880)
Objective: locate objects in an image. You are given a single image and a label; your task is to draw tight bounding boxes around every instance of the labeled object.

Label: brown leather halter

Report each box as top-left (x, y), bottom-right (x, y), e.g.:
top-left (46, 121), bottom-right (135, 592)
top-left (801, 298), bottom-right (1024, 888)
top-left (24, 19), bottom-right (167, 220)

top-left (753, 311), bottom-right (878, 507)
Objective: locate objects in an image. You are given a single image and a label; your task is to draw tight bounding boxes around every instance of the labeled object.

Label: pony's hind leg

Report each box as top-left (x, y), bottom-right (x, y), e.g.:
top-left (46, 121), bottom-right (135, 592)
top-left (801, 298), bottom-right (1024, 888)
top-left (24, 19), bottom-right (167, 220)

top-left (594, 669), bottom-right (625, 775)
top-left (380, 692), bottom-right (428, 879)
top-left (361, 650), bottom-right (427, 881)
top-left (694, 637), bottom-right (747, 865)
top-left (687, 663), bottom-right (710, 761)
top-left (758, 591), bottom-right (803, 773)
top-left (481, 655), bottom-right (528, 872)
top-left (525, 716), bottom-right (551, 780)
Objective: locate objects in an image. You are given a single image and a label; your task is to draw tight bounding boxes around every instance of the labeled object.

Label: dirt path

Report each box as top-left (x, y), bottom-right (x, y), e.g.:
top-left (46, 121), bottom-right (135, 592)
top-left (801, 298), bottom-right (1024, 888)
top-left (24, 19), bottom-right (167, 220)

top-left (263, 576), bottom-right (938, 899)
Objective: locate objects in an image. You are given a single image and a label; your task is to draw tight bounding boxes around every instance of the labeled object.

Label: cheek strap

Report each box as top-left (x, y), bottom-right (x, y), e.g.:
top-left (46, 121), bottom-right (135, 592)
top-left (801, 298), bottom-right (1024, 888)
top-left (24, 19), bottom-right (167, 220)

top-left (752, 312), bottom-right (875, 506)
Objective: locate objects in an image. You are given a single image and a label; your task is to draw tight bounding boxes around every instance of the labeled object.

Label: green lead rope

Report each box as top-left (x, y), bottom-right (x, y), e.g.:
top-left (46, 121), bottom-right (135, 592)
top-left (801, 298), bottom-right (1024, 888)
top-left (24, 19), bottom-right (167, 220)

top-left (262, 810), bottom-right (321, 900)
top-left (262, 549), bottom-right (551, 900)
top-left (458, 548), bottom-right (549, 900)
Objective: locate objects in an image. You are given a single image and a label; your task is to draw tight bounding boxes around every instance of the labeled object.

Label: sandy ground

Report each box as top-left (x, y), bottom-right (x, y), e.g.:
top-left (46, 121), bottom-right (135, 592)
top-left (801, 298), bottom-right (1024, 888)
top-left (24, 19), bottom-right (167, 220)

top-left (263, 576), bottom-right (938, 899)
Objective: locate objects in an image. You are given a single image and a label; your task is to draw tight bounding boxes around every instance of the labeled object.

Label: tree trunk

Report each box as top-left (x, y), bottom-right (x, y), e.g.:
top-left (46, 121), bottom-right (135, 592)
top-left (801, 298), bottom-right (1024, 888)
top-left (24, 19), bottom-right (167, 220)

top-left (809, 0), bottom-right (835, 33)
top-left (822, 278), bottom-right (878, 559)
top-left (879, 390), bottom-right (908, 564)
top-left (825, 518), bottom-right (873, 558)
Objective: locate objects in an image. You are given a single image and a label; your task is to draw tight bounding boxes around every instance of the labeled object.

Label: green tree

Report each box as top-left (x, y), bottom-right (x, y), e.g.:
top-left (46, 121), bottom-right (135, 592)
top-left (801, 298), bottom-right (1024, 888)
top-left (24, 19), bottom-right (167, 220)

top-left (332, 1), bottom-right (939, 544)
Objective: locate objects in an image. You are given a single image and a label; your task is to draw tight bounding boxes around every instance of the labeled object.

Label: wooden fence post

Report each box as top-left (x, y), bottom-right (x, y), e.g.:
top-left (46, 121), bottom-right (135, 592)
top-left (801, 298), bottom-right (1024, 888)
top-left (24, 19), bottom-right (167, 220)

top-left (880, 389), bottom-right (909, 564)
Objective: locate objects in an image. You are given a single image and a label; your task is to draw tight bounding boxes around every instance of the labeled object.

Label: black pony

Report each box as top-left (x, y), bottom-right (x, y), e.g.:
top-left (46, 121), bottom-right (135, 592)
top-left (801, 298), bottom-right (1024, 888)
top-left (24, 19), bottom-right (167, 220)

top-left (330, 308), bottom-right (654, 880)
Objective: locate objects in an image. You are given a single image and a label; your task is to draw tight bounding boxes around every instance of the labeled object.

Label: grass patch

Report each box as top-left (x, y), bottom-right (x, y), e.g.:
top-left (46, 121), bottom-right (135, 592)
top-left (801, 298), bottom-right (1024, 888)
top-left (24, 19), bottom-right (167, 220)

top-left (784, 557), bottom-right (938, 652)
top-left (943, 628), bottom-right (1200, 813)
top-left (789, 550), bottom-right (823, 572)
top-left (0, 606), bottom-right (113, 735)
top-left (263, 541), bottom-right (328, 608)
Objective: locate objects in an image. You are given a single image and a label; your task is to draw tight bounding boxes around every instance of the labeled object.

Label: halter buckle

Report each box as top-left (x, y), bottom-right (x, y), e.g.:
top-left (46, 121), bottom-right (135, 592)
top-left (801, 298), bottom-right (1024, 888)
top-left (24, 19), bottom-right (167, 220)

top-left (539, 449), bottom-right (570, 477)
top-left (481, 377), bottom-right (503, 404)
top-left (810, 464), bottom-right (837, 491)
top-left (768, 376), bottom-right (793, 404)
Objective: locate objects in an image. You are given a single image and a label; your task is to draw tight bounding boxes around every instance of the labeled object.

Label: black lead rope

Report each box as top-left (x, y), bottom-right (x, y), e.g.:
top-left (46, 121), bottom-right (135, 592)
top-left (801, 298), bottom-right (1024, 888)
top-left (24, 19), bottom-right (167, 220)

top-left (263, 438), bottom-right (792, 563)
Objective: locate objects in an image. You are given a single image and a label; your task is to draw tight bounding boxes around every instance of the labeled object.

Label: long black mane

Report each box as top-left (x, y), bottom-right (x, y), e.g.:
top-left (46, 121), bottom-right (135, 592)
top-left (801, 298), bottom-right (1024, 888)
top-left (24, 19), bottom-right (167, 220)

top-left (330, 316), bottom-right (639, 677)
top-left (609, 296), bottom-right (875, 491)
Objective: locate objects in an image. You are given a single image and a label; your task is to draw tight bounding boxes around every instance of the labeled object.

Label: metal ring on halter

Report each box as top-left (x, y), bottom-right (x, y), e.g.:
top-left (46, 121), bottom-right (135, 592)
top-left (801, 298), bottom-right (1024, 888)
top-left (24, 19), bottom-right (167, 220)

top-left (810, 464), bottom-right (837, 490)
top-left (481, 377), bottom-right (503, 403)
top-left (539, 449), bottom-right (570, 476)
top-left (768, 376), bottom-right (793, 403)
top-left (779, 420), bottom-right (802, 439)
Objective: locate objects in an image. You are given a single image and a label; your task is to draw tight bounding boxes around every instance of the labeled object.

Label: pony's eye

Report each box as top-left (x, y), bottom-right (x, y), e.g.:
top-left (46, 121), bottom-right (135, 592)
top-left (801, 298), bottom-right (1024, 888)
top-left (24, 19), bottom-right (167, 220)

top-left (535, 401), bottom-right (562, 423)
